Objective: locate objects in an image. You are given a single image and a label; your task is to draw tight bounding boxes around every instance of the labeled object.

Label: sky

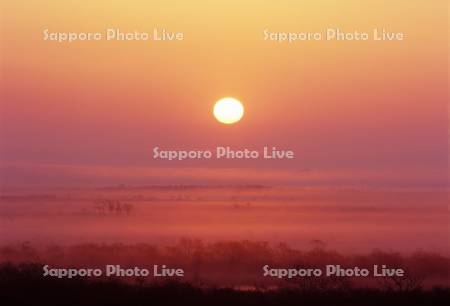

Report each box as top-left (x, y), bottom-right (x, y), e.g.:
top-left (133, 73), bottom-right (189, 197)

top-left (0, 0), bottom-right (448, 187)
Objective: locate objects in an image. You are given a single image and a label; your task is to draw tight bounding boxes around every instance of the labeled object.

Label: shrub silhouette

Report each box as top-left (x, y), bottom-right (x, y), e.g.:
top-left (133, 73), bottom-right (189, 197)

top-left (0, 239), bottom-right (448, 292)
top-left (0, 262), bottom-right (449, 306)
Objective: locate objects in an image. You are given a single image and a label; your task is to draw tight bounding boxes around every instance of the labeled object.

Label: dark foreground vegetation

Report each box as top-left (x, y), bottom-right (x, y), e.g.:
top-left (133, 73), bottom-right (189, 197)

top-left (0, 263), bottom-right (449, 306)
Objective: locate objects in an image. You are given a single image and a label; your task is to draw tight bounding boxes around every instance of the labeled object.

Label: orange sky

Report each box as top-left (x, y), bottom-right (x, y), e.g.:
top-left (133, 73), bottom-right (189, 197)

top-left (0, 1), bottom-right (448, 187)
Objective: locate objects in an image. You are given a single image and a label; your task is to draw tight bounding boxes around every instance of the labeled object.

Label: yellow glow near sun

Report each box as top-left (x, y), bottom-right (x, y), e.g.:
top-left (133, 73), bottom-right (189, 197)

top-left (213, 97), bottom-right (244, 124)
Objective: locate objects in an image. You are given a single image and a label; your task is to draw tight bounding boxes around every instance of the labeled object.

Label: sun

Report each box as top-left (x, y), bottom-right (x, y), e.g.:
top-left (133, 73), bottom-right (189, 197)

top-left (213, 97), bottom-right (244, 124)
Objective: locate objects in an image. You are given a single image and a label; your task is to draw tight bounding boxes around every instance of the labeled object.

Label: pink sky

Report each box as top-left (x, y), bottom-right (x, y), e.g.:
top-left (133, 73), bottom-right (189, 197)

top-left (0, 1), bottom-right (448, 187)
